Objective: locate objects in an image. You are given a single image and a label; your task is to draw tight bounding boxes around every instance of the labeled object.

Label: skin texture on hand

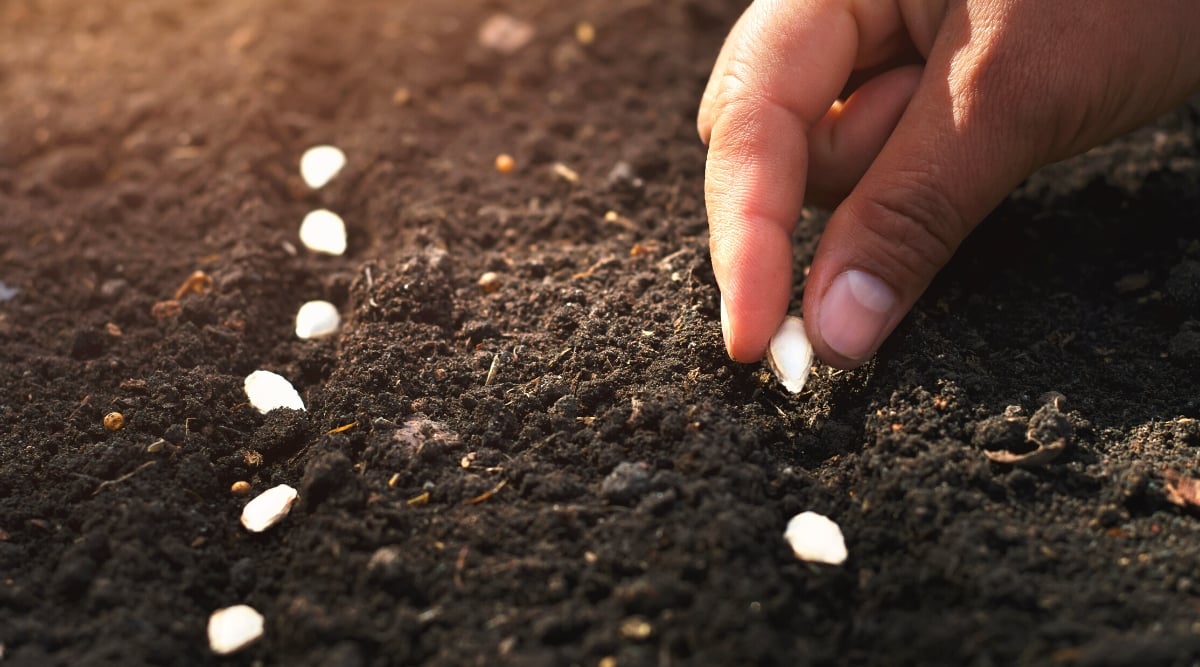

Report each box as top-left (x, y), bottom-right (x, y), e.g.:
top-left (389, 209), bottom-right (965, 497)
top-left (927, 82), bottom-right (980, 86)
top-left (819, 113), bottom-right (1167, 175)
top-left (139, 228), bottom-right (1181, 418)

top-left (699, 0), bottom-right (1200, 368)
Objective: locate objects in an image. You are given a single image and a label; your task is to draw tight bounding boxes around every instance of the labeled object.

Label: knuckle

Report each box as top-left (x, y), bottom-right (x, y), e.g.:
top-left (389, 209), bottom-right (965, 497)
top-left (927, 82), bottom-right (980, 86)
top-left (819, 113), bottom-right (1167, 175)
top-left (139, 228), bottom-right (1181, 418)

top-left (710, 52), bottom-right (785, 136)
top-left (857, 169), bottom-right (963, 282)
top-left (715, 52), bottom-right (758, 107)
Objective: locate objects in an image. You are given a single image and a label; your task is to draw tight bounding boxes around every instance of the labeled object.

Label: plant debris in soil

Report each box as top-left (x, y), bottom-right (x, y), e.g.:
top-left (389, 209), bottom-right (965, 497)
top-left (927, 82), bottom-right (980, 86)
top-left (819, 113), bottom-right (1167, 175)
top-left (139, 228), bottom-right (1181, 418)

top-left (3, 1), bottom-right (1200, 665)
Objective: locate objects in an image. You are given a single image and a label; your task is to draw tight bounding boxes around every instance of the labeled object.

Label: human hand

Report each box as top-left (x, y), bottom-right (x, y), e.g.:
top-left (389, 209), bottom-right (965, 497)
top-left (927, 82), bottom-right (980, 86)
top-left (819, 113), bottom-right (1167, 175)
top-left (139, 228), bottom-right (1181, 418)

top-left (698, 0), bottom-right (1200, 368)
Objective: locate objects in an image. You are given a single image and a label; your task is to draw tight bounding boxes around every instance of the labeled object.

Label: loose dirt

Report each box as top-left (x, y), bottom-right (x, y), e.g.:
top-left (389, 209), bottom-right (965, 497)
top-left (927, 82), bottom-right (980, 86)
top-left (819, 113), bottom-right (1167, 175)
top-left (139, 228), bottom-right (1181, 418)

top-left (2, 1), bottom-right (1200, 665)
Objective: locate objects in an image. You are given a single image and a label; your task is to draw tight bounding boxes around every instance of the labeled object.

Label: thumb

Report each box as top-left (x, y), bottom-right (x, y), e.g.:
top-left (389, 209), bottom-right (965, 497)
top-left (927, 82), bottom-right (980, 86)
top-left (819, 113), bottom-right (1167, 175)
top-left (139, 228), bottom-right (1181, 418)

top-left (802, 31), bottom-right (1039, 369)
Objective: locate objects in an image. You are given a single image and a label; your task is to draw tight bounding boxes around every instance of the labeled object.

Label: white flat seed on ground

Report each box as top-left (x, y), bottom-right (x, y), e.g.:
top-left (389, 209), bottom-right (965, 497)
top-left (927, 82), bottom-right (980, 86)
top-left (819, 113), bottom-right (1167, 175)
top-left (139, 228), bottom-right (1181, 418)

top-left (299, 145), bottom-right (346, 189)
top-left (767, 315), bottom-right (814, 393)
top-left (299, 209), bottom-right (347, 256)
top-left (243, 370), bottom-right (305, 414)
top-left (478, 13), bottom-right (534, 54)
top-left (240, 484), bottom-right (299, 533)
top-left (784, 511), bottom-right (848, 565)
top-left (207, 604), bottom-right (264, 655)
top-left (295, 300), bottom-right (340, 339)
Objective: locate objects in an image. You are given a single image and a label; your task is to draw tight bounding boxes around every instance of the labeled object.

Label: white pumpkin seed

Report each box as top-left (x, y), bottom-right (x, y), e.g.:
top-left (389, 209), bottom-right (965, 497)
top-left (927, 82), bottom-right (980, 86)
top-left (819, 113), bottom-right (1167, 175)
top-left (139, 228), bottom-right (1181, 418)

top-left (207, 604), bottom-right (264, 655)
top-left (766, 315), bottom-right (814, 393)
top-left (295, 300), bottom-right (340, 340)
top-left (299, 145), bottom-right (346, 189)
top-left (243, 370), bottom-right (305, 414)
top-left (784, 511), bottom-right (847, 565)
top-left (240, 484), bottom-right (299, 533)
top-left (299, 209), bottom-right (347, 256)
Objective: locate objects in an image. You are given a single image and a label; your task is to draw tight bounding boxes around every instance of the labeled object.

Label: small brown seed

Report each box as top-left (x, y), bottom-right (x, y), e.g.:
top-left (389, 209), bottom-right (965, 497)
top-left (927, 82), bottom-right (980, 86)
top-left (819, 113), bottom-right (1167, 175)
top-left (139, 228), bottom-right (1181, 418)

top-left (231, 481), bottom-right (252, 496)
top-left (103, 412), bottom-right (125, 431)
top-left (575, 21), bottom-right (596, 45)
top-left (494, 153), bottom-right (515, 174)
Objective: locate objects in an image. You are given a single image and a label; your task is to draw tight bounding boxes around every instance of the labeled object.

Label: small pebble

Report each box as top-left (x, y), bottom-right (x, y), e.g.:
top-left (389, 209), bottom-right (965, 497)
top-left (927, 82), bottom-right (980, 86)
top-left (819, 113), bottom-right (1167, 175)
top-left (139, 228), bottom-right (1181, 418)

top-left (971, 408), bottom-right (1027, 450)
top-left (99, 278), bottom-right (128, 299)
top-left (767, 316), bottom-right (814, 394)
top-left (299, 145), bottom-right (346, 189)
top-left (207, 604), bottom-right (264, 655)
top-left (366, 545), bottom-right (412, 591)
top-left (299, 209), bottom-right (347, 256)
top-left (606, 161), bottom-right (641, 188)
top-left (477, 271), bottom-right (502, 293)
top-left (0, 280), bottom-right (18, 302)
top-left (243, 370), bottom-right (305, 414)
top-left (231, 481), bottom-right (252, 496)
top-left (295, 300), bottom-right (340, 339)
top-left (240, 484), bottom-right (299, 532)
top-left (478, 13), bottom-right (534, 54)
top-left (784, 511), bottom-right (847, 565)
top-left (600, 462), bottom-right (652, 506)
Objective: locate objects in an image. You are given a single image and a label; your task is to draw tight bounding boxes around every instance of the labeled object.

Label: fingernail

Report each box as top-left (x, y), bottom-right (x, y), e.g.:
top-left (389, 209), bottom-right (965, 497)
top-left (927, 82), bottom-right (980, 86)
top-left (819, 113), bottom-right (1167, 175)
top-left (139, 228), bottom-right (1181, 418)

top-left (719, 294), bottom-right (736, 361)
top-left (819, 270), bottom-right (896, 362)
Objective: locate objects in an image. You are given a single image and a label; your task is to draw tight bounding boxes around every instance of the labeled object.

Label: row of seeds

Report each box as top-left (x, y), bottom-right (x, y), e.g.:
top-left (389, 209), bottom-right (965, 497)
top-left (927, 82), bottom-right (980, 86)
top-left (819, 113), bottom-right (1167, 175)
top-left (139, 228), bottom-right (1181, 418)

top-left (208, 145), bottom-right (348, 655)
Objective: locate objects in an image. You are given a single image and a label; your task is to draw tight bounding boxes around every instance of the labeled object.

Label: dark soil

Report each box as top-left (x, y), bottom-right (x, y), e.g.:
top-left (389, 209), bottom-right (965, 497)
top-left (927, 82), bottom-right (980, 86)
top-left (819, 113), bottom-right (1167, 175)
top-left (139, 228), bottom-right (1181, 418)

top-left (3, 1), bottom-right (1200, 665)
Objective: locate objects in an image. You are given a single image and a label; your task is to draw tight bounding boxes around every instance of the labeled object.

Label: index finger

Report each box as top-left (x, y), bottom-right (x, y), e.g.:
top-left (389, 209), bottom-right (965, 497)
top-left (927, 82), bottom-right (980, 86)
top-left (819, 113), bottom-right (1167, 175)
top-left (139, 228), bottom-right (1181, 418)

top-left (703, 0), bottom-right (921, 361)
top-left (703, 0), bottom-right (859, 362)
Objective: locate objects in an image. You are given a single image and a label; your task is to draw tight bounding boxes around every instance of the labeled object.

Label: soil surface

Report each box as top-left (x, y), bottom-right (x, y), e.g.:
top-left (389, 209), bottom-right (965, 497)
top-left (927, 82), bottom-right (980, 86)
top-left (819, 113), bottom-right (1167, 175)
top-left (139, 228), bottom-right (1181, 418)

top-left (3, 1), bottom-right (1200, 665)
